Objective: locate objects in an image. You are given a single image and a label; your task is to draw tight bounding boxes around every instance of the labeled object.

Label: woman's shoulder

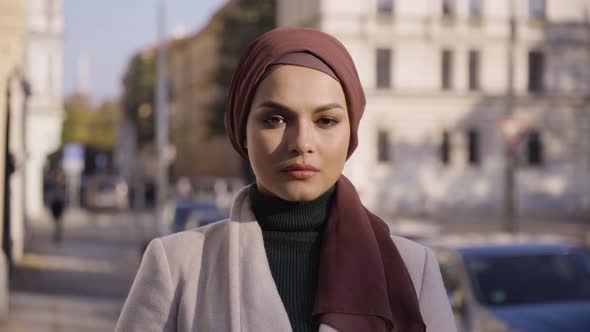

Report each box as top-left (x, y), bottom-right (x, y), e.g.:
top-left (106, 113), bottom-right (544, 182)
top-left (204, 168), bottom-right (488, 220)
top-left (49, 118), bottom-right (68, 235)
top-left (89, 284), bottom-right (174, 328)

top-left (390, 234), bottom-right (430, 257)
top-left (159, 218), bottom-right (231, 252)
top-left (390, 235), bottom-right (456, 330)
top-left (389, 234), bottom-right (439, 296)
top-left (148, 219), bottom-right (232, 278)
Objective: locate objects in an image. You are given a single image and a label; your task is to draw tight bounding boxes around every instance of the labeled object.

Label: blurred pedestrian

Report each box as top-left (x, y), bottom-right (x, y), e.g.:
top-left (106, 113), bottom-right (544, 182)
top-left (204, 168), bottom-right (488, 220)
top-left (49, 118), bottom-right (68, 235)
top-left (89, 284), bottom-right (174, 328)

top-left (117, 27), bottom-right (455, 332)
top-left (48, 182), bottom-right (66, 243)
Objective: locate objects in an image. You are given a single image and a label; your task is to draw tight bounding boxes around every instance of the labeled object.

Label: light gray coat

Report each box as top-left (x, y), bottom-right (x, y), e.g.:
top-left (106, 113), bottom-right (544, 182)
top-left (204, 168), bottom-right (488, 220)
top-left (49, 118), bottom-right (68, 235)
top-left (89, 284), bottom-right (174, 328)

top-left (115, 187), bottom-right (456, 332)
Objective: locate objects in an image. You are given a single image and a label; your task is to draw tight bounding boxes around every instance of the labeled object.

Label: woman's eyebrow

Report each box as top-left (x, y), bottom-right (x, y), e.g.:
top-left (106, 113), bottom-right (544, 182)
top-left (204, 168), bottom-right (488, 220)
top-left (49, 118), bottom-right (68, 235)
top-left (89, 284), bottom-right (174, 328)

top-left (314, 103), bottom-right (344, 113)
top-left (257, 100), bottom-right (292, 113)
top-left (257, 100), bottom-right (344, 113)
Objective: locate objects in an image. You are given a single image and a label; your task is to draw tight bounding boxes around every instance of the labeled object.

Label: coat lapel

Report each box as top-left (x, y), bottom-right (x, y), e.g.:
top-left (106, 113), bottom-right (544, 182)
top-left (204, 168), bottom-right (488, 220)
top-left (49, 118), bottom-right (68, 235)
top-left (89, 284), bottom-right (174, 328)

top-left (228, 187), bottom-right (292, 331)
top-left (226, 187), bottom-right (341, 332)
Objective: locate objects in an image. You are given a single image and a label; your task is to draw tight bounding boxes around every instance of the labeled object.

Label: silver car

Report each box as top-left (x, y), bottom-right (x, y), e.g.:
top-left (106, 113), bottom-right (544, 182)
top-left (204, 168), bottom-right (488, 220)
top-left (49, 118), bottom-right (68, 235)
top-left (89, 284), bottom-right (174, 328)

top-left (427, 234), bottom-right (590, 332)
top-left (84, 175), bottom-right (129, 211)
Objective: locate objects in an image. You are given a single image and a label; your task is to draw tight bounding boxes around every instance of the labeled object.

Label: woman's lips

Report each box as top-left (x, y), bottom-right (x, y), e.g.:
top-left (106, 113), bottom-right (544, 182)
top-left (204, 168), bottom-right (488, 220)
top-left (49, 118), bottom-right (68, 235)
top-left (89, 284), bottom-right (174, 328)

top-left (283, 170), bottom-right (318, 180)
top-left (281, 163), bottom-right (319, 180)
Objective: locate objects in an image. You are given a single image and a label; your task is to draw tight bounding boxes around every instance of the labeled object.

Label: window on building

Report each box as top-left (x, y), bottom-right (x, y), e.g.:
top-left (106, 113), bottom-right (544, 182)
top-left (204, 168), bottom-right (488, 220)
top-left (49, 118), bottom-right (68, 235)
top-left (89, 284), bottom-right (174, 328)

top-left (47, 0), bottom-right (54, 19)
top-left (527, 130), bottom-right (544, 165)
top-left (442, 0), bottom-right (455, 16)
top-left (442, 49), bottom-right (453, 90)
top-left (468, 50), bottom-right (480, 91)
top-left (377, 0), bottom-right (394, 14)
top-left (529, 0), bottom-right (546, 19)
top-left (441, 130), bottom-right (451, 165)
top-left (376, 48), bottom-right (392, 89)
top-left (528, 51), bottom-right (545, 92)
top-left (467, 129), bottom-right (481, 165)
top-left (469, 0), bottom-right (482, 18)
top-left (377, 130), bottom-right (392, 162)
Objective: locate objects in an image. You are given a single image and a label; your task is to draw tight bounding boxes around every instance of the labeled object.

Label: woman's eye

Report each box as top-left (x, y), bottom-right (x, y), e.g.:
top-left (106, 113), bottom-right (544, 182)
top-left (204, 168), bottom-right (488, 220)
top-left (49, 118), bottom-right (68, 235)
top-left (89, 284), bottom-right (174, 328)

top-left (263, 116), bottom-right (285, 128)
top-left (316, 117), bottom-right (338, 127)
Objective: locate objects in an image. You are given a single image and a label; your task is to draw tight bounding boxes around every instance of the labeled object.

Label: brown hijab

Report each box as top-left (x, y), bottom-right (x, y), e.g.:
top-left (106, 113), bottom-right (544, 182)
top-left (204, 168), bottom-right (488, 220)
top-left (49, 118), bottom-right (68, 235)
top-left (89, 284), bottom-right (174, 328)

top-left (225, 27), bottom-right (426, 332)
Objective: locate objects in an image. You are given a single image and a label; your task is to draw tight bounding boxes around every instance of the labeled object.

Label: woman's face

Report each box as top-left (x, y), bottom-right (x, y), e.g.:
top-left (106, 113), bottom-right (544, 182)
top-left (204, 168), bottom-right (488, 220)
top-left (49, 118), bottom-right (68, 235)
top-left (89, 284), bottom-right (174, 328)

top-left (246, 65), bottom-right (350, 201)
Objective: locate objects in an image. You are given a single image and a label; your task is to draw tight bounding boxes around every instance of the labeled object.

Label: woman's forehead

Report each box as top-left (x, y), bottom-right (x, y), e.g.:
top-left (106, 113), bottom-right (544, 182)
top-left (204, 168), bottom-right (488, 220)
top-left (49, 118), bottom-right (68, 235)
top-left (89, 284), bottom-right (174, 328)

top-left (252, 65), bottom-right (347, 110)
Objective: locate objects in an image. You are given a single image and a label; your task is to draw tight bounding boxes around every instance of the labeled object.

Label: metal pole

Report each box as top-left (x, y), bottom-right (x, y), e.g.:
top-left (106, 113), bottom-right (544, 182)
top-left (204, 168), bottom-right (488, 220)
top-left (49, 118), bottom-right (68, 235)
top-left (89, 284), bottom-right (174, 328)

top-left (584, 3), bottom-right (590, 243)
top-left (503, 1), bottom-right (517, 233)
top-left (155, 0), bottom-right (169, 237)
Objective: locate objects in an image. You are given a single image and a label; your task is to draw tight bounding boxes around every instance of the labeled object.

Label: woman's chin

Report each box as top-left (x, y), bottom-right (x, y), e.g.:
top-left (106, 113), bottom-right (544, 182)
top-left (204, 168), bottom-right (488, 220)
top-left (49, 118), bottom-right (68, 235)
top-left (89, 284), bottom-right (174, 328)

top-left (274, 182), bottom-right (326, 202)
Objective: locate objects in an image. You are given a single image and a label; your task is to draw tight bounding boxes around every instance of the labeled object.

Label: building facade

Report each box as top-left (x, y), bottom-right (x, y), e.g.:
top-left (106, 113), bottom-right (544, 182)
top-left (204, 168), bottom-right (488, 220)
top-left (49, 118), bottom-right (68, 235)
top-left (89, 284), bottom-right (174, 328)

top-left (25, 0), bottom-right (64, 222)
top-left (0, 0), bottom-right (27, 316)
top-left (277, 0), bottom-right (590, 220)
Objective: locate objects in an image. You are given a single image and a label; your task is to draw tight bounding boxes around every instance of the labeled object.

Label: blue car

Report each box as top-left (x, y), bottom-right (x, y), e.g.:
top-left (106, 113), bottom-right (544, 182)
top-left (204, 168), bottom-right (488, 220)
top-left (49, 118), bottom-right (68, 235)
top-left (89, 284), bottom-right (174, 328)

top-left (427, 235), bottom-right (590, 332)
top-left (172, 198), bottom-right (229, 233)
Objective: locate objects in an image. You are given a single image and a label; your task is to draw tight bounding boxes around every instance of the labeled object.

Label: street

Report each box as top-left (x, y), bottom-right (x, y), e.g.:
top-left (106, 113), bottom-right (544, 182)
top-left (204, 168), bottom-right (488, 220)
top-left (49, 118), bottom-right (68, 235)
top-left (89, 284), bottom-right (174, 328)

top-left (1, 206), bottom-right (588, 332)
top-left (0, 209), bottom-right (153, 332)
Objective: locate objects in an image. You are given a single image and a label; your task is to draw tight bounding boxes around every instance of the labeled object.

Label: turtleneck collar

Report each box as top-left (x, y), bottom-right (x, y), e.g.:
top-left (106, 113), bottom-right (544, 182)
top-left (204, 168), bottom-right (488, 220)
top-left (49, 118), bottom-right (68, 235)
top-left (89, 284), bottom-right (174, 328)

top-left (249, 184), bottom-right (336, 232)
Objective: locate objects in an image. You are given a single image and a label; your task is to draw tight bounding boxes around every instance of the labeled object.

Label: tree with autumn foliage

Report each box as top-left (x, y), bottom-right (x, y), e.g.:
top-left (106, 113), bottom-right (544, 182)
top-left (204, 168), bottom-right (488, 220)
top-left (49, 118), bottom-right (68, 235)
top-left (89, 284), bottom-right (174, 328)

top-left (122, 52), bottom-right (157, 148)
top-left (208, 0), bottom-right (276, 134)
top-left (61, 93), bottom-right (121, 152)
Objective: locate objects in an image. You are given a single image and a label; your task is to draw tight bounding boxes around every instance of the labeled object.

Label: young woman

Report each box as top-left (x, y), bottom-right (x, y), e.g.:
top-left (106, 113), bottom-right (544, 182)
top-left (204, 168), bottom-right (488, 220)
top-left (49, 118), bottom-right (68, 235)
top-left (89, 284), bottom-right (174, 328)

top-left (116, 27), bottom-right (456, 332)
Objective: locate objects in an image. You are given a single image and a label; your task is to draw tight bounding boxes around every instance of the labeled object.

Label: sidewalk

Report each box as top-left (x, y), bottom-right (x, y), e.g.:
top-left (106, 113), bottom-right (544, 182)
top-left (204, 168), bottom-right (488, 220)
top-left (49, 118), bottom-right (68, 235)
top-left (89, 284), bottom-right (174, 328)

top-left (0, 209), bottom-right (154, 332)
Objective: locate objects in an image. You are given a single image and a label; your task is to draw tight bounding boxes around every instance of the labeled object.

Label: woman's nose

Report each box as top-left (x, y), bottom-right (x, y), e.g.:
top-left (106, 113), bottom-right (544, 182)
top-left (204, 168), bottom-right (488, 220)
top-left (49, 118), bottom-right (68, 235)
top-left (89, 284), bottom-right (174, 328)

top-left (287, 121), bottom-right (315, 155)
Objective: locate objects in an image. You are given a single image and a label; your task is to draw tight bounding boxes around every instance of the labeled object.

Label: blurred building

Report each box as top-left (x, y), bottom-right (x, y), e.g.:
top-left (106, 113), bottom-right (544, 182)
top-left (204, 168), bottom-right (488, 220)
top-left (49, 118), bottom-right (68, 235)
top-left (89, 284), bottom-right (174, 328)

top-left (24, 0), bottom-right (64, 222)
top-left (278, 0), bottom-right (590, 219)
top-left (118, 2), bottom-right (243, 198)
top-left (167, 12), bottom-right (242, 179)
top-left (0, 0), bottom-right (27, 317)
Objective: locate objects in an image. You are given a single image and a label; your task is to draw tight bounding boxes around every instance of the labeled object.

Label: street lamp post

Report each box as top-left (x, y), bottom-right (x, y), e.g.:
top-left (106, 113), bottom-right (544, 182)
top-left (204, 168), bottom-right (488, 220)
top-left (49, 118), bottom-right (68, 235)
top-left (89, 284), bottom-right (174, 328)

top-left (155, 0), bottom-right (169, 237)
top-left (503, 1), bottom-right (517, 233)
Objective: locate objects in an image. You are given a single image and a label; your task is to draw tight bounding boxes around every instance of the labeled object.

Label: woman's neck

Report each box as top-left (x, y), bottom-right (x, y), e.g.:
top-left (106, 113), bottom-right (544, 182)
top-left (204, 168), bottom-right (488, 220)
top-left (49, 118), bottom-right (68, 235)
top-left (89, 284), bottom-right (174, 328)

top-left (249, 184), bottom-right (336, 232)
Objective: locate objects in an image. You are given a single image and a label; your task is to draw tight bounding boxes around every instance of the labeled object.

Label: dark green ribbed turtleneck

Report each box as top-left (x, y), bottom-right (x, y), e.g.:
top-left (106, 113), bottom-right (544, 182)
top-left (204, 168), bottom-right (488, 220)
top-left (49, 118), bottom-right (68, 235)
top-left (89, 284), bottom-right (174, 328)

top-left (249, 184), bottom-right (336, 332)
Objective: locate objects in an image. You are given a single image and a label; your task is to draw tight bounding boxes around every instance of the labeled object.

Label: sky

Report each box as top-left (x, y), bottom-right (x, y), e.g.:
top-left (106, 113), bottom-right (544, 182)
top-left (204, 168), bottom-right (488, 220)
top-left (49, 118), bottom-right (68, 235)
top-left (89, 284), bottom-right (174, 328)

top-left (63, 0), bottom-right (227, 104)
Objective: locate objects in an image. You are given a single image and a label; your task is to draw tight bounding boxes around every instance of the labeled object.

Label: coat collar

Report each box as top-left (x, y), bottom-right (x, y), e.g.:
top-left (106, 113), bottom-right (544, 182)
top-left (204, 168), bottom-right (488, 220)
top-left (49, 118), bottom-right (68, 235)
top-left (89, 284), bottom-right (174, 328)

top-left (226, 185), bottom-right (337, 332)
top-left (229, 184), bottom-right (257, 223)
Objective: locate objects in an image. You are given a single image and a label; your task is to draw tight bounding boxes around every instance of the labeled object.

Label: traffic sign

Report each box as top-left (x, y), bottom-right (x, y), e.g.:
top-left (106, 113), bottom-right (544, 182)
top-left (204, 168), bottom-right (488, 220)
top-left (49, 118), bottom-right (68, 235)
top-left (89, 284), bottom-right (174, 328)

top-left (499, 117), bottom-right (529, 145)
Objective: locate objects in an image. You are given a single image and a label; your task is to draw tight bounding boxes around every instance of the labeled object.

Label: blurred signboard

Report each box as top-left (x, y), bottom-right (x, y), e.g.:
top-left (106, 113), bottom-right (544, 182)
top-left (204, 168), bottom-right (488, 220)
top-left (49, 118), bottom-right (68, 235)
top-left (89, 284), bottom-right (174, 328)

top-left (62, 143), bottom-right (85, 175)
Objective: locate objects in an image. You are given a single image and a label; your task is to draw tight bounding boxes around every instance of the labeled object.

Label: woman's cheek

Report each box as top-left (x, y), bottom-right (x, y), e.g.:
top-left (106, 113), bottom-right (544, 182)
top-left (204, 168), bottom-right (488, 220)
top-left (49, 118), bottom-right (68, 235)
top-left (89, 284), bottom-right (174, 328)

top-left (259, 131), bottom-right (283, 152)
top-left (324, 128), bottom-right (349, 149)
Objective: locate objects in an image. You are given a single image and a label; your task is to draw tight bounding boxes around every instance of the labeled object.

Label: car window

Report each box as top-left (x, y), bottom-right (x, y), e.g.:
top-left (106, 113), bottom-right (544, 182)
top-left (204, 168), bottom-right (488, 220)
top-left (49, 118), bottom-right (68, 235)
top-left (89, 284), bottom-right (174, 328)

top-left (464, 250), bottom-right (590, 305)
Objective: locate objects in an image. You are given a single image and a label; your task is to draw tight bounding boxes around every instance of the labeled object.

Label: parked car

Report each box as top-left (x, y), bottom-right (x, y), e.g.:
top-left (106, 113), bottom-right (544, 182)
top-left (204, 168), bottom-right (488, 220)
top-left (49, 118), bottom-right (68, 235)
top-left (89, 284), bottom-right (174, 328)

top-left (84, 175), bottom-right (128, 211)
top-left (161, 177), bottom-right (244, 234)
top-left (169, 197), bottom-right (229, 233)
top-left (426, 234), bottom-right (590, 332)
